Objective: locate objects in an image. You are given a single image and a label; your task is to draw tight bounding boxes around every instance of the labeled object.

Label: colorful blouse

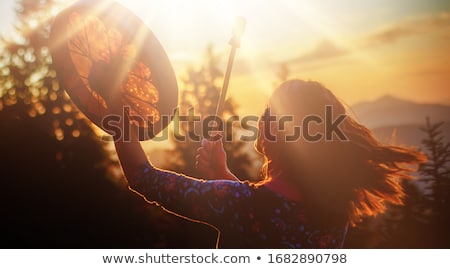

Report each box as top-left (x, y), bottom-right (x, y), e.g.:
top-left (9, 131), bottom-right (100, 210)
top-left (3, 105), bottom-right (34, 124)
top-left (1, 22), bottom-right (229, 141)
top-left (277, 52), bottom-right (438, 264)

top-left (129, 162), bottom-right (348, 248)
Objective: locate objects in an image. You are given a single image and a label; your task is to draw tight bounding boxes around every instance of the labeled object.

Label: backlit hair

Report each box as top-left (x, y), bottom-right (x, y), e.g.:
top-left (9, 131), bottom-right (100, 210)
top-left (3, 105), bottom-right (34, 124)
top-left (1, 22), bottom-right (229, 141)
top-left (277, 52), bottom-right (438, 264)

top-left (255, 80), bottom-right (426, 226)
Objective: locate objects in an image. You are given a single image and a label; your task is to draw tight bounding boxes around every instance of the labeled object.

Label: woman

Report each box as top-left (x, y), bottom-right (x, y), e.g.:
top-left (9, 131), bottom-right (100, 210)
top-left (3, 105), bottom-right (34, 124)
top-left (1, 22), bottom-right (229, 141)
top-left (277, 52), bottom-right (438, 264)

top-left (113, 79), bottom-right (425, 248)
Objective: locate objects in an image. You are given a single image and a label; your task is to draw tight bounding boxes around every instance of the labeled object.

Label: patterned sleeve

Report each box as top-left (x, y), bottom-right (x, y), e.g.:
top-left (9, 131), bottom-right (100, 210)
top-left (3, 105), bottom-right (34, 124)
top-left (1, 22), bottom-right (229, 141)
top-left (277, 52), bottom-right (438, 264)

top-left (127, 161), bottom-right (253, 228)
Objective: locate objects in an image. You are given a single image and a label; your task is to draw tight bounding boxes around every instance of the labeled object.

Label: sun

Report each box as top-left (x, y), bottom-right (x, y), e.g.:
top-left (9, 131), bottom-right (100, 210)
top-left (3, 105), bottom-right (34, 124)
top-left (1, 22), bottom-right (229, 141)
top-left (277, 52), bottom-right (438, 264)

top-left (114, 0), bottom-right (238, 34)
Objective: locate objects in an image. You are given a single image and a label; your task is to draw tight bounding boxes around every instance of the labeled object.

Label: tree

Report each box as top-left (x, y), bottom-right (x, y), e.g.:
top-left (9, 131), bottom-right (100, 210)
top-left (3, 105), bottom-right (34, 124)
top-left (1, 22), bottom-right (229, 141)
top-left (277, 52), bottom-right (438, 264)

top-left (419, 117), bottom-right (450, 210)
top-left (0, 0), bottom-right (94, 145)
top-left (0, 0), bottom-right (198, 248)
top-left (418, 117), bottom-right (450, 246)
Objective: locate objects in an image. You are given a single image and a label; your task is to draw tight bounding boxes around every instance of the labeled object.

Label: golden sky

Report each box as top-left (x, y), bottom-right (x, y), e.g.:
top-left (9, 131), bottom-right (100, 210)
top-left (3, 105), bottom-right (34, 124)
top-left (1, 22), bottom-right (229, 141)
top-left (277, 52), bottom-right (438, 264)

top-left (1, 0), bottom-right (449, 117)
top-left (109, 0), bottom-right (450, 116)
top-left (0, 0), bottom-right (448, 157)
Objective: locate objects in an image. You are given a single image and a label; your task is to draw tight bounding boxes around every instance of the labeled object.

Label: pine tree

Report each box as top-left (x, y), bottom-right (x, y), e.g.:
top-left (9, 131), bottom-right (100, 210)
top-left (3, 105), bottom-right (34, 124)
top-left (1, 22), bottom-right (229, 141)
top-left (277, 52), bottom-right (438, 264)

top-left (0, 0), bottom-right (193, 248)
top-left (0, 0), bottom-right (97, 147)
top-left (417, 117), bottom-right (450, 247)
top-left (419, 117), bottom-right (450, 218)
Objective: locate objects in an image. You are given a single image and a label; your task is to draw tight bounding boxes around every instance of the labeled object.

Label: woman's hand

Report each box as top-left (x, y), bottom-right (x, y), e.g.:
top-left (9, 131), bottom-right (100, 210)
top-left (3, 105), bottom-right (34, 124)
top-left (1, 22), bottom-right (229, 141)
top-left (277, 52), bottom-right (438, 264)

top-left (195, 137), bottom-right (239, 181)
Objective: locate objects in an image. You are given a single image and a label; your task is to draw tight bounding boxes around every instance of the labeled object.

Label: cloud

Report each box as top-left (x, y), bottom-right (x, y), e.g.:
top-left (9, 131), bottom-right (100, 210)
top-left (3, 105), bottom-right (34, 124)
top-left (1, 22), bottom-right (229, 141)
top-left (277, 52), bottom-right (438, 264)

top-left (403, 68), bottom-right (450, 78)
top-left (364, 12), bottom-right (450, 47)
top-left (285, 12), bottom-right (450, 68)
top-left (289, 39), bottom-right (347, 64)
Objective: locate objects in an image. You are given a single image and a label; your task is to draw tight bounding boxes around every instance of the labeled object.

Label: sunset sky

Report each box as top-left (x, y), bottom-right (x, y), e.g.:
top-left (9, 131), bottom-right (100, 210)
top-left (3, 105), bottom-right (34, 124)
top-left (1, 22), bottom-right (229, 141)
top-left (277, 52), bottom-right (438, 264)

top-left (1, 0), bottom-right (449, 117)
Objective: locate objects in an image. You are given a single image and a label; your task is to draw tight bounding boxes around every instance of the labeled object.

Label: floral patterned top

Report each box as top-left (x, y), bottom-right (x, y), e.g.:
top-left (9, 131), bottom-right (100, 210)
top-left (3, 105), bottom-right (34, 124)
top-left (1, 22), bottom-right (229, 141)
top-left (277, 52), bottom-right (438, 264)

top-left (129, 162), bottom-right (348, 249)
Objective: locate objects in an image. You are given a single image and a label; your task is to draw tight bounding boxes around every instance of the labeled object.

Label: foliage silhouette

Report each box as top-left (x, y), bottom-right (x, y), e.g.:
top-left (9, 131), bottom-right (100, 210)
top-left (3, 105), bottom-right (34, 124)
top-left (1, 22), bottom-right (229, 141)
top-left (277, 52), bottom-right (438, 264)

top-left (2, 0), bottom-right (448, 249)
top-left (0, 0), bottom-right (214, 248)
top-left (417, 117), bottom-right (450, 247)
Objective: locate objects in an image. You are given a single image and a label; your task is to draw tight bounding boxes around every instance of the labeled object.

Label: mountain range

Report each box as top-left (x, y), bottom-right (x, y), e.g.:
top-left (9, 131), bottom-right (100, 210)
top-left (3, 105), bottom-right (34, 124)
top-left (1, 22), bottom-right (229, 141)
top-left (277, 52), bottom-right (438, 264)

top-left (351, 95), bottom-right (450, 148)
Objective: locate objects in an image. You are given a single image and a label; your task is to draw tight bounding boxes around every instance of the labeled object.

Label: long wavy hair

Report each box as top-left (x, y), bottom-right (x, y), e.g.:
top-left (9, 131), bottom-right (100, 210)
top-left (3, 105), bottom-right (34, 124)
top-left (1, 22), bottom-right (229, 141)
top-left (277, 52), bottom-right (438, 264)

top-left (255, 80), bottom-right (426, 226)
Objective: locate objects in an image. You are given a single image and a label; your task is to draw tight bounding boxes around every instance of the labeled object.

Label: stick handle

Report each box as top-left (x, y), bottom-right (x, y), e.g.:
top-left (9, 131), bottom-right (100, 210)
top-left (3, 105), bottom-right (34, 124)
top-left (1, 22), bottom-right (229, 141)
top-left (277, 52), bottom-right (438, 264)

top-left (215, 46), bottom-right (237, 117)
top-left (214, 16), bottom-right (246, 119)
top-left (210, 17), bottom-right (245, 139)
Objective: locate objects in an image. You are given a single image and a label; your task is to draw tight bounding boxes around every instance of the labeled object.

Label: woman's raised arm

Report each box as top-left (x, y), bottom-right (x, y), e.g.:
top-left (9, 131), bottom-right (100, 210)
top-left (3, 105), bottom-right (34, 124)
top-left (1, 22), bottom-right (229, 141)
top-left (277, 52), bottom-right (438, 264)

top-left (108, 104), bottom-right (149, 182)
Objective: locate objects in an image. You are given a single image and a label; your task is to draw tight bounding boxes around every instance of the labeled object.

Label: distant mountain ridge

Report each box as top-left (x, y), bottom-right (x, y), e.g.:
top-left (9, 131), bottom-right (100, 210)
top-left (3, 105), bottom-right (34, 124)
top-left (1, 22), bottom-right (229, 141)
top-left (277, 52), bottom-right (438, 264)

top-left (350, 95), bottom-right (450, 147)
top-left (351, 95), bottom-right (450, 129)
